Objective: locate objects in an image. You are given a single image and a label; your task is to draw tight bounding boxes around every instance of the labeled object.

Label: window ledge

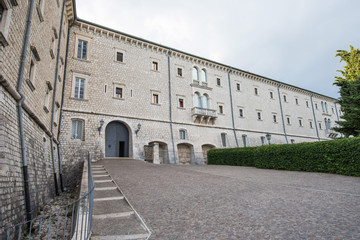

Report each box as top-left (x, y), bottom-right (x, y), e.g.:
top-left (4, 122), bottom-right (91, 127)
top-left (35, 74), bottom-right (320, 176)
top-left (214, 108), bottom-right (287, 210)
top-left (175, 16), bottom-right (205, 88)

top-left (238, 116), bottom-right (245, 118)
top-left (150, 69), bottom-right (160, 73)
top-left (218, 113), bottom-right (225, 116)
top-left (113, 97), bottom-right (125, 100)
top-left (114, 60), bottom-right (125, 64)
top-left (176, 75), bottom-right (184, 78)
top-left (177, 107), bottom-right (186, 110)
top-left (151, 103), bottom-right (161, 106)
top-left (69, 97), bottom-right (89, 101)
top-left (73, 57), bottom-right (91, 63)
top-left (257, 119), bottom-right (263, 121)
top-left (273, 122), bottom-right (278, 124)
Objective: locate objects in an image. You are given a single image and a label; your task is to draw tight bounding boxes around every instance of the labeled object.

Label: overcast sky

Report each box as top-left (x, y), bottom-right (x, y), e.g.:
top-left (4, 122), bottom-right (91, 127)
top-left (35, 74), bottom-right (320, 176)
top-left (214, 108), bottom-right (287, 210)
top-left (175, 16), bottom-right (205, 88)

top-left (76, 0), bottom-right (360, 99)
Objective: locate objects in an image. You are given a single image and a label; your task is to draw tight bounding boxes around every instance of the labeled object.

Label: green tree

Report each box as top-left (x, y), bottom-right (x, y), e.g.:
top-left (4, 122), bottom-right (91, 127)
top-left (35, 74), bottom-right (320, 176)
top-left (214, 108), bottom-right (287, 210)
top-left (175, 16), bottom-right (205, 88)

top-left (333, 45), bottom-right (360, 137)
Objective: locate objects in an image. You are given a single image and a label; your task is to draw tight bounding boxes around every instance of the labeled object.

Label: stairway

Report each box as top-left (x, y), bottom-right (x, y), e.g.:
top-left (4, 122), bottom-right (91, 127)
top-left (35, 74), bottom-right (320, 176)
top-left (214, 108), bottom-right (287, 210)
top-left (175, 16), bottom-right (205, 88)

top-left (91, 164), bottom-right (151, 240)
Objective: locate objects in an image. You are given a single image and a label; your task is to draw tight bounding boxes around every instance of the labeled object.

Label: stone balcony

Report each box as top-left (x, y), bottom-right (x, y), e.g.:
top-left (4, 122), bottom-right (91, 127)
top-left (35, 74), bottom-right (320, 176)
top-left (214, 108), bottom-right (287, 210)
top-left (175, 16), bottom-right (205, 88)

top-left (191, 107), bottom-right (217, 124)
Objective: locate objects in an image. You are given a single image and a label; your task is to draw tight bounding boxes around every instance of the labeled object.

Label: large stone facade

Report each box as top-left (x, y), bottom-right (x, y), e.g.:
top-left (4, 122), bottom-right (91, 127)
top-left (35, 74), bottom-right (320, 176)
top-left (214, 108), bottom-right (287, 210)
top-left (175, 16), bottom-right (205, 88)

top-left (0, 0), bottom-right (341, 231)
top-left (60, 21), bottom-right (341, 165)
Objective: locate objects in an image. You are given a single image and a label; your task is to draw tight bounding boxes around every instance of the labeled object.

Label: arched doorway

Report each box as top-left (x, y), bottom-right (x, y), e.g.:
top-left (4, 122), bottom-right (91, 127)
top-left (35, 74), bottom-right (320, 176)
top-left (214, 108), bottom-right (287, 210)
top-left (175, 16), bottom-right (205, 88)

top-left (105, 121), bottom-right (130, 157)
top-left (177, 143), bottom-right (193, 164)
top-left (202, 144), bottom-right (216, 164)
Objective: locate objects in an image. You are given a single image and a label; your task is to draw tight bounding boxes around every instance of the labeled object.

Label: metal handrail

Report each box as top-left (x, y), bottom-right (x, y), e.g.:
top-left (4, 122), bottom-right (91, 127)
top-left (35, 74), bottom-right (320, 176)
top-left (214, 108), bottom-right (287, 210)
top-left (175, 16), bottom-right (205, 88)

top-left (0, 154), bottom-right (94, 240)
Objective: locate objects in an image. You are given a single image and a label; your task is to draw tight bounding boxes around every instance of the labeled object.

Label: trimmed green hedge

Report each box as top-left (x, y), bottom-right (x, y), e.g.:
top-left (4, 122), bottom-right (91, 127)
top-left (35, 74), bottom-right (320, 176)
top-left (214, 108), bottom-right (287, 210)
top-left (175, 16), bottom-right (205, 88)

top-left (208, 137), bottom-right (360, 176)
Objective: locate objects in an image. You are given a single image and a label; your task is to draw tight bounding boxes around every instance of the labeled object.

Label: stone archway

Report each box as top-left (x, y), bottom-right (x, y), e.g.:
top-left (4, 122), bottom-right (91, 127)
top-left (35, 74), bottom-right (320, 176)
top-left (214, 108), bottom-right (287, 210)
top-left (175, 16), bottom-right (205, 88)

top-left (202, 144), bottom-right (216, 164)
top-left (177, 143), bottom-right (193, 164)
top-left (105, 121), bottom-right (130, 157)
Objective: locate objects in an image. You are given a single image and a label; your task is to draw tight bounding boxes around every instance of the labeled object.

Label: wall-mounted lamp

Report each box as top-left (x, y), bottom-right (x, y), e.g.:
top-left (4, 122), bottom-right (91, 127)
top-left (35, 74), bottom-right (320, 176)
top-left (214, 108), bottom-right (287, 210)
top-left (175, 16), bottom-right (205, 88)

top-left (98, 119), bottom-right (105, 134)
top-left (135, 123), bottom-right (141, 135)
top-left (266, 133), bottom-right (271, 145)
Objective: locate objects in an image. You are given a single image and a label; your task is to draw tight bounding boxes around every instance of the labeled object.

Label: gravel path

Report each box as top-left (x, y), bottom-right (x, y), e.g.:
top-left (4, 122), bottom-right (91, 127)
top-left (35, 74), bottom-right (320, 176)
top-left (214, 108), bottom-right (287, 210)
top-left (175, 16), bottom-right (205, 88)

top-left (100, 159), bottom-right (360, 240)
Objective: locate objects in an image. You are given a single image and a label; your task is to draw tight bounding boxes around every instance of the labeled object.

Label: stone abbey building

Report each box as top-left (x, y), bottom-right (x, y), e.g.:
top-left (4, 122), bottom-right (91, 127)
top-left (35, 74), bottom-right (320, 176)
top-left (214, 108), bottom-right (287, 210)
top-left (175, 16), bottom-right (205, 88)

top-left (0, 0), bottom-right (341, 229)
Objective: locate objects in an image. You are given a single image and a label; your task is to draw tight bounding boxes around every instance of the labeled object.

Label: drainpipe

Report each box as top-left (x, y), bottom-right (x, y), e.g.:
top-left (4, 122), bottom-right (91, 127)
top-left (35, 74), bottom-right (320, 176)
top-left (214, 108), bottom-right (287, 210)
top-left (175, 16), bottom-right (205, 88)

top-left (167, 49), bottom-right (177, 164)
top-left (58, 15), bottom-right (76, 191)
top-left (227, 68), bottom-right (239, 147)
top-left (310, 94), bottom-right (320, 141)
top-left (277, 85), bottom-right (288, 144)
top-left (16, 0), bottom-right (35, 222)
top-left (50, 0), bottom-right (67, 194)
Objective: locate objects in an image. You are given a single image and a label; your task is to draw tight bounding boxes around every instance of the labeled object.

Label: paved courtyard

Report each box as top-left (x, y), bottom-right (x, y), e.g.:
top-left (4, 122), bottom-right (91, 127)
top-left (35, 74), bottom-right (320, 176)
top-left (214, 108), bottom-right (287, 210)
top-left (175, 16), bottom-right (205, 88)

top-left (100, 159), bottom-right (360, 240)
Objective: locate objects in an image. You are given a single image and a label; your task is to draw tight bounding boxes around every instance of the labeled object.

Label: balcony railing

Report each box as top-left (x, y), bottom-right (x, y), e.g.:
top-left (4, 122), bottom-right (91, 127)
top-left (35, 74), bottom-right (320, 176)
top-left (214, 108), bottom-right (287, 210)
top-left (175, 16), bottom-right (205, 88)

top-left (192, 107), bottom-right (217, 118)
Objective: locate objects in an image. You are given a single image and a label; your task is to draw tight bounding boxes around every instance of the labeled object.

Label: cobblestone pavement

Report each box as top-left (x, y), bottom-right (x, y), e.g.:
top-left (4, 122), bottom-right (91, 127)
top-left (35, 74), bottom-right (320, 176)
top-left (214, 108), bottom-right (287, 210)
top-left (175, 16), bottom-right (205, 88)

top-left (100, 159), bottom-right (360, 240)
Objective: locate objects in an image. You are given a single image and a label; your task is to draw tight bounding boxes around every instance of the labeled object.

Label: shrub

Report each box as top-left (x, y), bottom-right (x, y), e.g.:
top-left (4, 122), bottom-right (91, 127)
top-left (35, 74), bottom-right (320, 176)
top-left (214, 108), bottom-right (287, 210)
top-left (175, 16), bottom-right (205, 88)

top-left (208, 137), bottom-right (360, 176)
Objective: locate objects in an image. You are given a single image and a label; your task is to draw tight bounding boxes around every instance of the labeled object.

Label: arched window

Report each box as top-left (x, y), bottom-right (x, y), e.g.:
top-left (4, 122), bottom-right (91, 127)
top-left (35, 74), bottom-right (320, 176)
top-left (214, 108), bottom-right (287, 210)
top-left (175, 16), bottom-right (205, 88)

top-left (328, 118), bottom-right (331, 129)
top-left (192, 67), bottom-right (199, 81)
top-left (193, 92), bottom-right (202, 108)
top-left (202, 94), bottom-right (209, 109)
top-left (201, 69), bottom-right (207, 82)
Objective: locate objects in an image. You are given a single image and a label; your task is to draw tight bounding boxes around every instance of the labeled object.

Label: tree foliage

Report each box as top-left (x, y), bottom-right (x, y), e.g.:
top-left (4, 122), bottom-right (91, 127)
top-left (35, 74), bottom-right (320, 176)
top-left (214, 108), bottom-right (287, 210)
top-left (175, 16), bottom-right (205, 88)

top-left (333, 45), bottom-right (360, 137)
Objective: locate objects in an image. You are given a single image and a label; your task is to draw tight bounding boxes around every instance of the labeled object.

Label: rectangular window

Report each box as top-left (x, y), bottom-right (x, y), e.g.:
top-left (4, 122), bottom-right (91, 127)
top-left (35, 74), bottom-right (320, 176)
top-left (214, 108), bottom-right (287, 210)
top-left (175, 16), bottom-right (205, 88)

top-left (236, 83), bottom-right (240, 91)
top-left (177, 68), bottom-right (183, 77)
top-left (287, 117), bottom-right (291, 125)
top-left (116, 52), bottom-right (123, 62)
top-left (217, 78), bottom-right (221, 86)
top-left (29, 59), bottom-right (36, 83)
top-left (254, 88), bottom-right (258, 95)
top-left (219, 105), bottom-right (223, 114)
top-left (319, 123), bottom-right (322, 129)
top-left (299, 119), bottom-right (302, 127)
top-left (261, 136), bottom-right (265, 146)
top-left (77, 40), bottom-right (88, 59)
top-left (270, 91), bottom-right (273, 99)
top-left (179, 130), bottom-right (186, 140)
top-left (291, 139), bottom-right (295, 144)
top-left (332, 108), bottom-right (334, 114)
top-left (239, 109), bottom-right (243, 117)
top-left (71, 120), bottom-right (83, 139)
top-left (74, 77), bottom-right (85, 99)
top-left (315, 103), bottom-right (318, 110)
top-left (273, 115), bottom-right (277, 122)
top-left (178, 98), bottom-right (184, 108)
top-left (310, 121), bottom-right (313, 128)
top-left (115, 87), bottom-right (123, 98)
top-left (152, 94), bottom-right (159, 104)
top-left (221, 133), bottom-right (227, 147)
top-left (152, 61), bottom-right (158, 71)
top-left (242, 135), bottom-right (247, 147)
top-left (257, 112), bottom-right (261, 120)
top-left (306, 101), bottom-right (309, 107)
top-left (295, 98), bottom-right (299, 105)
top-left (283, 95), bottom-right (287, 102)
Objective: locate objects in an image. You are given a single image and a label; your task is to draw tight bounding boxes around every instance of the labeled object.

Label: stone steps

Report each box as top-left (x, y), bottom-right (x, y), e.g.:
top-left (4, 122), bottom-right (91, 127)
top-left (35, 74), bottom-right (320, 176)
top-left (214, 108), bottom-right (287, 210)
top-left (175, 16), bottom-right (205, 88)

top-left (91, 164), bottom-right (150, 239)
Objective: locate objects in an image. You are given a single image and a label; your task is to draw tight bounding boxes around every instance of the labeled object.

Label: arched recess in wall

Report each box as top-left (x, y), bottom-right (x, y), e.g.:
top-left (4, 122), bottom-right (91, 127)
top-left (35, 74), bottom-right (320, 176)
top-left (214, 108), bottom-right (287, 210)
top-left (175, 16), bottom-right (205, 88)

top-left (105, 121), bottom-right (131, 157)
top-left (177, 143), bottom-right (194, 164)
top-left (201, 144), bottom-right (216, 164)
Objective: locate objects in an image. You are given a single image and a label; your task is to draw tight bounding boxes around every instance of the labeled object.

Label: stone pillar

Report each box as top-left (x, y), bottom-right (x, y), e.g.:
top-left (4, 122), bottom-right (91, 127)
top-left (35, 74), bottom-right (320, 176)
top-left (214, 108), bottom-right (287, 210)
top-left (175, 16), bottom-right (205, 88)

top-left (153, 143), bottom-right (160, 164)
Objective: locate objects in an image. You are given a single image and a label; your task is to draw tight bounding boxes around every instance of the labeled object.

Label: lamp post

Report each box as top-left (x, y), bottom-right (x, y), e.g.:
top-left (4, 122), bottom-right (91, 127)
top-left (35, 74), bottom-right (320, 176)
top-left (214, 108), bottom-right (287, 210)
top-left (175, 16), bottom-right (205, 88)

top-left (98, 119), bottom-right (104, 134)
top-left (135, 123), bottom-right (141, 135)
top-left (266, 133), bottom-right (271, 145)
